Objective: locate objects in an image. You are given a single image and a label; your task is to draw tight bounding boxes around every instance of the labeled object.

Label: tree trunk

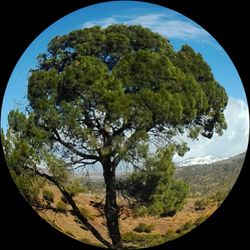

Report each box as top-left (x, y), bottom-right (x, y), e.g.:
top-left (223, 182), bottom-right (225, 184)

top-left (103, 162), bottom-right (123, 249)
top-left (34, 169), bottom-right (112, 248)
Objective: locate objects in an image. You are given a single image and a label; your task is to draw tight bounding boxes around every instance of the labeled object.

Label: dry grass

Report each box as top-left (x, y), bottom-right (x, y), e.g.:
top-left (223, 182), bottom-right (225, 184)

top-left (36, 185), bottom-right (218, 248)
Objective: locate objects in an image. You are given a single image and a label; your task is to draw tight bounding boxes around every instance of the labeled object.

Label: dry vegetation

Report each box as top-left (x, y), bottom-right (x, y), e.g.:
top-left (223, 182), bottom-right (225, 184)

top-left (34, 153), bottom-right (245, 248)
top-left (36, 184), bottom-right (218, 248)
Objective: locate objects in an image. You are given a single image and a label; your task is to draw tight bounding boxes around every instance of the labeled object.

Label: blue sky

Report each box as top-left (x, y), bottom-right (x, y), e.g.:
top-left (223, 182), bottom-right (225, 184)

top-left (1, 1), bottom-right (249, 160)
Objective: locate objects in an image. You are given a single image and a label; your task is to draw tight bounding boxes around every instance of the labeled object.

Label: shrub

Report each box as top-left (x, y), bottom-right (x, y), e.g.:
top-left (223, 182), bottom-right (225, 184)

top-left (43, 189), bottom-right (54, 203)
top-left (65, 178), bottom-right (86, 197)
top-left (94, 194), bottom-right (102, 201)
top-left (61, 196), bottom-right (68, 204)
top-left (194, 198), bottom-right (208, 210)
top-left (11, 170), bottom-right (43, 207)
top-left (176, 221), bottom-right (195, 235)
top-left (163, 229), bottom-right (178, 241)
top-left (182, 221), bottom-right (194, 231)
top-left (132, 206), bottom-right (148, 218)
top-left (211, 191), bottom-right (227, 203)
top-left (123, 231), bottom-right (162, 248)
top-left (134, 223), bottom-right (155, 233)
top-left (56, 201), bottom-right (67, 213)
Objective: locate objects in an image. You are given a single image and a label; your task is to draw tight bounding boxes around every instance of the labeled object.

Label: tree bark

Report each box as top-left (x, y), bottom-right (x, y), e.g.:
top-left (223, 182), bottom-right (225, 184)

top-left (103, 161), bottom-right (123, 249)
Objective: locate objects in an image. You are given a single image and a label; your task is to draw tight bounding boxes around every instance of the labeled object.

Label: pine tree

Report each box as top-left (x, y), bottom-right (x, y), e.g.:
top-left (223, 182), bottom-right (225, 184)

top-left (2, 25), bottom-right (228, 249)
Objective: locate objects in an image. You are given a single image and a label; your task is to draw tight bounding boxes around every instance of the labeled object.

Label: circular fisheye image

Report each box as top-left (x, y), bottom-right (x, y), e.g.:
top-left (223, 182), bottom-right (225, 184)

top-left (1, 1), bottom-right (249, 249)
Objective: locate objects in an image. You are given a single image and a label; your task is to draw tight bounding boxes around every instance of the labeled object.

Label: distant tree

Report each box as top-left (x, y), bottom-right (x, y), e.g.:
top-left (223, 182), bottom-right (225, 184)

top-left (2, 25), bottom-right (228, 249)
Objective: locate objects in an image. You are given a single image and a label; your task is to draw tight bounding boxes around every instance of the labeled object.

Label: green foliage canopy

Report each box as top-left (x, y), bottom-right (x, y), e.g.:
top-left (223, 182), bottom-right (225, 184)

top-left (6, 25), bottom-right (228, 171)
top-left (1, 129), bottom-right (44, 206)
top-left (122, 146), bottom-right (189, 216)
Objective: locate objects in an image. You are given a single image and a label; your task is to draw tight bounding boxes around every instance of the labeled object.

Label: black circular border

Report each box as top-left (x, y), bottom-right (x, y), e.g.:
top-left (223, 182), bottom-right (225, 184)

top-left (0, 1), bottom-right (249, 249)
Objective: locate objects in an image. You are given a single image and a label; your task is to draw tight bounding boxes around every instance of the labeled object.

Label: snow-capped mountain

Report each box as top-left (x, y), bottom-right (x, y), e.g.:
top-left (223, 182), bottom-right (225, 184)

top-left (175, 155), bottom-right (228, 167)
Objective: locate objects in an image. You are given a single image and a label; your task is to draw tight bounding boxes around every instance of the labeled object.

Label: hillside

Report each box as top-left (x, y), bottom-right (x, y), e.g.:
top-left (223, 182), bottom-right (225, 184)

top-left (175, 152), bottom-right (246, 197)
top-left (35, 152), bottom-right (246, 248)
top-left (85, 153), bottom-right (247, 197)
top-left (37, 185), bottom-right (218, 248)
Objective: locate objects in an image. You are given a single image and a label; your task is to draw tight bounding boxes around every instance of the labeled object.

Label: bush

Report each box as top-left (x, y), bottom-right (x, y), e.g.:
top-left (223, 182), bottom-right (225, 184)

top-left (163, 229), bottom-right (178, 241)
top-left (10, 170), bottom-right (43, 207)
top-left (123, 231), bottom-right (162, 248)
top-left (65, 178), bottom-right (86, 197)
top-left (211, 191), bottom-right (227, 204)
top-left (194, 198), bottom-right (208, 210)
top-left (56, 201), bottom-right (67, 213)
top-left (134, 223), bottom-right (155, 233)
top-left (43, 189), bottom-right (54, 203)
top-left (61, 196), bottom-right (68, 204)
top-left (132, 206), bottom-right (148, 218)
top-left (182, 221), bottom-right (194, 231)
top-left (176, 221), bottom-right (195, 235)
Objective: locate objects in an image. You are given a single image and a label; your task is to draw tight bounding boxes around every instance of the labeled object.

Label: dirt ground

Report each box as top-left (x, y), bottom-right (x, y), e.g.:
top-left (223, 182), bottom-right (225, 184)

top-left (37, 185), bottom-right (218, 248)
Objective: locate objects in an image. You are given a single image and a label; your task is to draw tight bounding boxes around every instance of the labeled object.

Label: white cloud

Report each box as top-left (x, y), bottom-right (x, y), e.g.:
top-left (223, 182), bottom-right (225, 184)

top-left (81, 12), bottom-right (248, 161)
top-left (174, 97), bottom-right (249, 161)
top-left (153, 20), bottom-right (209, 40)
top-left (81, 13), bottom-right (212, 43)
top-left (83, 16), bottom-right (120, 28)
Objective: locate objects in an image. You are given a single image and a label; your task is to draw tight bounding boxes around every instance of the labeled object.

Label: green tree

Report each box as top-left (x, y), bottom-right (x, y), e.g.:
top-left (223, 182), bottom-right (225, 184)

top-left (121, 146), bottom-right (189, 217)
top-left (2, 25), bottom-right (228, 249)
top-left (1, 129), bottom-right (44, 207)
top-left (1, 128), bottom-right (112, 248)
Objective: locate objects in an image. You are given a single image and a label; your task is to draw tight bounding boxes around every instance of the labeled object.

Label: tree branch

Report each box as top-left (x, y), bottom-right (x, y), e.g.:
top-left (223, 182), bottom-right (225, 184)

top-left (70, 160), bottom-right (98, 171)
top-left (52, 129), bottom-right (99, 161)
top-left (112, 125), bottom-right (152, 168)
top-left (69, 158), bottom-right (98, 166)
top-left (112, 121), bottom-right (132, 137)
top-left (33, 168), bottom-right (112, 248)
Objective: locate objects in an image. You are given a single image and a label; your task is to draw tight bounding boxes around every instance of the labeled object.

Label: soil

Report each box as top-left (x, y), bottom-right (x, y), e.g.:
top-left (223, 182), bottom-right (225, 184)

top-left (37, 185), bottom-right (218, 248)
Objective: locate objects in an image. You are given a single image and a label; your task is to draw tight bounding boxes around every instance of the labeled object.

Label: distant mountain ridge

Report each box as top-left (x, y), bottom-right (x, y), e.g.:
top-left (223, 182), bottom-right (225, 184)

top-left (175, 152), bottom-right (246, 196)
top-left (84, 153), bottom-right (247, 192)
top-left (175, 155), bottom-right (229, 167)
